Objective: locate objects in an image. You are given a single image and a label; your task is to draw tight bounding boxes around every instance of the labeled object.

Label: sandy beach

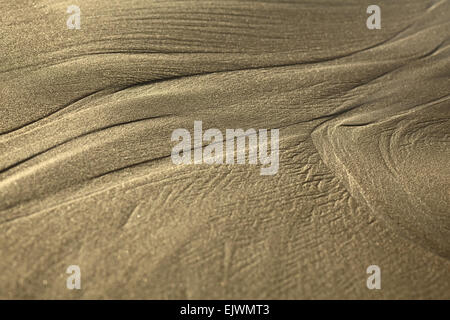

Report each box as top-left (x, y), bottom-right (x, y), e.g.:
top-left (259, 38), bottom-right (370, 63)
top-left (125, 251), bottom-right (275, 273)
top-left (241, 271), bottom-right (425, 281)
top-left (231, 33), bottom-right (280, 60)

top-left (0, 0), bottom-right (449, 299)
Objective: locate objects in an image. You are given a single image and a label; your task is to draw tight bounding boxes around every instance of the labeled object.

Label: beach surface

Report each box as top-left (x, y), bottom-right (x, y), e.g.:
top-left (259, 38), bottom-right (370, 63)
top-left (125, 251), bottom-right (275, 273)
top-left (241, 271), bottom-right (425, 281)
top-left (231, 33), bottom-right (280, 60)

top-left (0, 0), bottom-right (449, 299)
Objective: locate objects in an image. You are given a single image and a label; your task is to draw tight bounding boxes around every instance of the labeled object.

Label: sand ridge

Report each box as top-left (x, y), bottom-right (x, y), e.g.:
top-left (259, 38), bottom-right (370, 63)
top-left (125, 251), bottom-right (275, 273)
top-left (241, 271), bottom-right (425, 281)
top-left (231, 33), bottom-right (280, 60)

top-left (0, 0), bottom-right (449, 299)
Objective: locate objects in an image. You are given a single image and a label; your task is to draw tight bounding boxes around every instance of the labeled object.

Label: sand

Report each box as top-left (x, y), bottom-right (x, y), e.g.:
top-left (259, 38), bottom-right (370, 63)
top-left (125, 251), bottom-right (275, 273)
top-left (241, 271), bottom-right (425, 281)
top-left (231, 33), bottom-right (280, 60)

top-left (0, 0), bottom-right (449, 299)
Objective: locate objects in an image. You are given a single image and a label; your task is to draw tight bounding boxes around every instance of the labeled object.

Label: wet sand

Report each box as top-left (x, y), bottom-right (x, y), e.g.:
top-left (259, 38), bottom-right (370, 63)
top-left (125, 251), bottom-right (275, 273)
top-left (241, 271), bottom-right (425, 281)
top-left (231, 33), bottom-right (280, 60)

top-left (0, 0), bottom-right (449, 299)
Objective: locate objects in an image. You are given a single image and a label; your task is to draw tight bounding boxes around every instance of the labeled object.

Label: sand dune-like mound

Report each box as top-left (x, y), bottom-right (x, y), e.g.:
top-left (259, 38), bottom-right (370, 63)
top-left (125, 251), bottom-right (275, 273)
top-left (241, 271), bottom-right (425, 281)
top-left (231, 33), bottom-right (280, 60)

top-left (0, 0), bottom-right (449, 299)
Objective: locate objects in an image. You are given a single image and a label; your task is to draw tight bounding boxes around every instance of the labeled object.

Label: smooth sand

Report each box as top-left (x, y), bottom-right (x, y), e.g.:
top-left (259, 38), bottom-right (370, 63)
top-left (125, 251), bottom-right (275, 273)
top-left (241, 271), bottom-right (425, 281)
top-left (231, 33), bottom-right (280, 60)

top-left (0, 0), bottom-right (449, 299)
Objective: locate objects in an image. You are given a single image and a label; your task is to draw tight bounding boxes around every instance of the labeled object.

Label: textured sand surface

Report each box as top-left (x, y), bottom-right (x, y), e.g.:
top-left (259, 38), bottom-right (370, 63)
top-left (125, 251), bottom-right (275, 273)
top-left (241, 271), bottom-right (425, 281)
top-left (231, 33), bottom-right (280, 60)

top-left (0, 0), bottom-right (449, 299)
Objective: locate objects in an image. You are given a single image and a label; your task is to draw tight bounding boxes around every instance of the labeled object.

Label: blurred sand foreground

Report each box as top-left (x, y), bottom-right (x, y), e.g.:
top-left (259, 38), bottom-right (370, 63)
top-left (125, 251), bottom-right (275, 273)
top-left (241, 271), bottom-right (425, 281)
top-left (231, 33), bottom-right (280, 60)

top-left (0, 0), bottom-right (449, 299)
